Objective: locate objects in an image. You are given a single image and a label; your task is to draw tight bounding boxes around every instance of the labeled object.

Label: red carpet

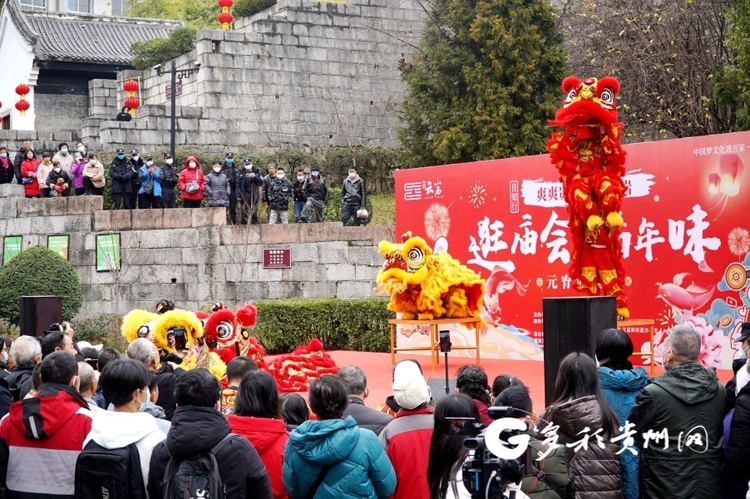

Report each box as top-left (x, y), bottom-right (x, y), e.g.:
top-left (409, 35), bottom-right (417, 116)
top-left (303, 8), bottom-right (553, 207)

top-left (318, 351), bottom-right (734, 415)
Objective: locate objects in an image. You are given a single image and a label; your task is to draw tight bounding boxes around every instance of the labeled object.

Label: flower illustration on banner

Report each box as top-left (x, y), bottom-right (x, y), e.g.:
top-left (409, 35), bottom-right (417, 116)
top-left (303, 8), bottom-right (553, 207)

top-left (728, 228), bottom-right (750, 258)
top-left (424, 203), bottom-right (451, 241)
top-left (469, 181), bottom-right (487, 209)
top-left (653, 315), bottom-right (723, 368)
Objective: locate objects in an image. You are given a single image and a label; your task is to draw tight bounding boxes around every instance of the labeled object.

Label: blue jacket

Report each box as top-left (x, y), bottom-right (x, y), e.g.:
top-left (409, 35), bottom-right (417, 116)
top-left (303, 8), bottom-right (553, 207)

top-left (283, 416), bottom-right (396, 499)
top-left (138, 165), bottom-right (162, 197)
top-left (598, 365), bottom-right (649, 499)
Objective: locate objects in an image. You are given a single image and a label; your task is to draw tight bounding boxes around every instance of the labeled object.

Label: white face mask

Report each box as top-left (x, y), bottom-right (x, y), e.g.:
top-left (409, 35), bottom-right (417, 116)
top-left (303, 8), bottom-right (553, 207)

top-left (166, 159), bottom-right (173, 165)
top-left (213, 167), bottom-right (221, 173)
top-left (348, 172), bottom-right (356, 179)
top-left (77, 147), bottom-right (85, 153)
top-left (189, 162), bottom-right (196, 168)
top-left (54, 167), bottom-right (61, 172)
top-left (245, 165), bottom-right (253, 170)
top-left (132, 155), bottom-right (139, 161)
top-left (136, 388), bottom-right (151, 412)
top-left (146, 161), bottom-right (153, 167)
top-left (277, 173), bottom-right (285, 179)
top-left (297, 175), bottom-right (304, 181)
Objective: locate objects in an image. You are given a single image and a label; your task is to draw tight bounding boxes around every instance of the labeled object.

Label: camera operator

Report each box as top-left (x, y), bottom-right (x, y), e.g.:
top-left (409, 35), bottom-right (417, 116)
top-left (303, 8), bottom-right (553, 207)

top-left (427, 393), bottom-right (529, 499)
top-left (494, 386), bottom-right (575, 499)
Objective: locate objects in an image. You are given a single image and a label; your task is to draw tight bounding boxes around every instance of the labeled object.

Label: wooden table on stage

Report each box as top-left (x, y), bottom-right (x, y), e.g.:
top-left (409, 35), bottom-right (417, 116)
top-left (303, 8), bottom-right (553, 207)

top-left (388, 317), bottom-right (482, 370)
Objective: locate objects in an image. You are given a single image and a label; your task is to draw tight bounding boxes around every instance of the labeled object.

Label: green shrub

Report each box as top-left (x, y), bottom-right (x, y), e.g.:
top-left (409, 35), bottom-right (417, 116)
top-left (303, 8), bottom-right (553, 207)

top-left (130, 27), bottom-right (198, 71)
top-left (235, 0), bottom-right (277, 18)
top-left (0, 246), bottom-right (83, 326)
top-left (71, 314), bottom-right (128, 352)
top-left (253, 298), bottom-right (394, 354)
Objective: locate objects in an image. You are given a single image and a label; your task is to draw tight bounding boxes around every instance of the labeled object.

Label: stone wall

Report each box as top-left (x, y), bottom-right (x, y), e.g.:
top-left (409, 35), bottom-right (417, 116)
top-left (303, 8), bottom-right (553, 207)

top-left (0, 130), bottom-right (82, 155)
top-left (77, 0), bottom-right (427, 152)
top-left (34, 94), bottom-right (89, 133)
top-left (0, 184), bottom-right (393, 320)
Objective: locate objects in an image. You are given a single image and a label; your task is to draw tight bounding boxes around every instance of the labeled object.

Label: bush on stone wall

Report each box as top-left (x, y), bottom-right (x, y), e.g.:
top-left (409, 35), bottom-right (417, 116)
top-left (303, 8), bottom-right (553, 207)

top-left (253, 298), bottom-right (394, 354)
top-left (235, 0), bottom-right (277, 18)
top-left (131, 27), bottom-right (198, 71)
top-left (0, 246), bottom-right (83, 326)
top-left (71, 314), bottom-right (129, 351)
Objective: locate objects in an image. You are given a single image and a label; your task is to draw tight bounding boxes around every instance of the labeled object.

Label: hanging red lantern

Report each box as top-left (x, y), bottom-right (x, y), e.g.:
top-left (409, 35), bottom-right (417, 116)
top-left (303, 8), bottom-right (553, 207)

top-left (15, 84), bottom-right (30, 97)
top-left (122, 79), bottom-right (139, 93)
top-left (124, 96), bottom-right (141, 110)
top-left (218, 0), bottom-right (233, 8)
top-left (15, 100), bottom-right (30, 116)
top-left (218, 11), bottom-right (233, 29)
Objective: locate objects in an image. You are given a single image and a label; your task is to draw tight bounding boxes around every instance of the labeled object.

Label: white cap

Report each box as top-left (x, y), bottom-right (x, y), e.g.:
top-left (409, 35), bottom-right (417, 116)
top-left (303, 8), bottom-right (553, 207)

top-left (392, 361), bottom-right (430, 410)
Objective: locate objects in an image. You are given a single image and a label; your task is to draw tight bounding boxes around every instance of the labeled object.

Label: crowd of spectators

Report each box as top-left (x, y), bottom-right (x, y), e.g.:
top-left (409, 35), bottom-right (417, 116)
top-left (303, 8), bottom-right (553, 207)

top-left (0, 322), bottom-right (739, 499)
top-left (1, 141), bottom-right (369, 226)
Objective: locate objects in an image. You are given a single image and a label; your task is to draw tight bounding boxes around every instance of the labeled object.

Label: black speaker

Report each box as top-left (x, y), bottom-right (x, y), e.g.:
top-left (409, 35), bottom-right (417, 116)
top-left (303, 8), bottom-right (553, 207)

top-left (19, 296), bottom-right (63, 338)
top-left (542, 296), bottom-right (617, 406)
top-left (427, 377), bottom-right (457, 402)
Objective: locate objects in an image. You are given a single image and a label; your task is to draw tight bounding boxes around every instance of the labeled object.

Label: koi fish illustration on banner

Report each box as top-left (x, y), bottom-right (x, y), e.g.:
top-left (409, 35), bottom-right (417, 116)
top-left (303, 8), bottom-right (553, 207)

top-left (395, 131), bottom-right (750, 368)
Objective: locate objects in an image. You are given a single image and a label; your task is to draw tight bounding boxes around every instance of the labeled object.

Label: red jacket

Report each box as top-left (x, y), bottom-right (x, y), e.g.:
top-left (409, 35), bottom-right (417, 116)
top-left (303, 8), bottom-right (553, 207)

top-left (178, 156), bottom-right (205, 201)
top-left (0, 383), bottom-right (93, 498)
top-left (378, 407), bottom-right (434, 499)
top-left (21, 159), bottom-right (40, 197)
top-left (228, 415), bottom-right (289, 499)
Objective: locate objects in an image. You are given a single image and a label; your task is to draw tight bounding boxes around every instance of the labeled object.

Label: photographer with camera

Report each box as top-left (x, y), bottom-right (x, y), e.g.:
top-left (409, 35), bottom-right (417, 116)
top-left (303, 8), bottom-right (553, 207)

top-left (494, 386), bottom-right (575, 499)
top-left (427, 393), bottom-right (529, 499)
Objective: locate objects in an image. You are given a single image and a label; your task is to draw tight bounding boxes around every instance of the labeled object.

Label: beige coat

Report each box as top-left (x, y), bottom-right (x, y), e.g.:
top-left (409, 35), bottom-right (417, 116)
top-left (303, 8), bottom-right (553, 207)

top-left (84, 161), bottom-right (106, 188)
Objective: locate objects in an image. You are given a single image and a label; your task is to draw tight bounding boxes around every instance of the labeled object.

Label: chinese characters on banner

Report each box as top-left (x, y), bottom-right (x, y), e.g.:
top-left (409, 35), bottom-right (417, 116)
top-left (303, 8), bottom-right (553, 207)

top-left (395, 132), bottom-right (750, 368)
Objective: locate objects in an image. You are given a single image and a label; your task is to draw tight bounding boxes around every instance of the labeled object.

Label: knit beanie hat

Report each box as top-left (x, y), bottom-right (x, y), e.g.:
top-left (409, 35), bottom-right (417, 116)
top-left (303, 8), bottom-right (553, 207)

top-left (392, 361), bottom-right (430, 410)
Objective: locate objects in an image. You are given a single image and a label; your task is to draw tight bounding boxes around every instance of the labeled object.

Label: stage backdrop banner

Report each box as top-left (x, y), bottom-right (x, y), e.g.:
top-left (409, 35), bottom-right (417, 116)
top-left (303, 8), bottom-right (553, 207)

top-left (394, 130), bottom-right (750, 368)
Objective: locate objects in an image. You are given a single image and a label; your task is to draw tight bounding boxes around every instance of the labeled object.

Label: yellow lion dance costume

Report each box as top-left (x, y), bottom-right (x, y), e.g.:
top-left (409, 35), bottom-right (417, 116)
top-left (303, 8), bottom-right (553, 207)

top-left (375, 232), bottom-right (486, 327)
top-left (122, 308), bottom-right (226, 381)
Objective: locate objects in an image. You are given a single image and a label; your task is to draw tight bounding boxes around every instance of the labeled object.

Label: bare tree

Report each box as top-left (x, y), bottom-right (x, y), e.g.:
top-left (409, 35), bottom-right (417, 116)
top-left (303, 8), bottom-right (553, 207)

top-left (558, 0), bottom-right (737, 141)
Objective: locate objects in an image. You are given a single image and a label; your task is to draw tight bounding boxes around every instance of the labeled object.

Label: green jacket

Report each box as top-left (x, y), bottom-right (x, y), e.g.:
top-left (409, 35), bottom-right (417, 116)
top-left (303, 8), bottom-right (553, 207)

top-left (521, 429), bottom-right (576, 499)
top-left (628, 361), bottom-right (725, 499)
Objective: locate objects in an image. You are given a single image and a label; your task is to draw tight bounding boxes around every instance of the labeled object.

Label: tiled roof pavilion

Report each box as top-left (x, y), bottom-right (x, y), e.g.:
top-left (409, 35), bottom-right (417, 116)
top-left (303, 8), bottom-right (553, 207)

top-left (6, 0), bottom-right (184, 66)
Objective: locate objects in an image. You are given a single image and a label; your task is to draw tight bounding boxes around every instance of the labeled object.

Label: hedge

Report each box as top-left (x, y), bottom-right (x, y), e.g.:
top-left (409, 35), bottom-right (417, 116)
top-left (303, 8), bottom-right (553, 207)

top-left (71, 313), bottom-right (128, 351)
top-left (0, 246), bottom-right (83, 326)
top-left (251, 298), bottom-right (395, 354)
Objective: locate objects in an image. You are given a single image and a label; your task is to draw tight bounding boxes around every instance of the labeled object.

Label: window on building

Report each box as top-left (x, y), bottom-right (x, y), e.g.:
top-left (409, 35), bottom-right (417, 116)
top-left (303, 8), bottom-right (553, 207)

top-left (111, 0), bottom-right (126, 15)
top-left (67, 0), bottom-right (90, 13)
top-left (20, 0), bottom-right (46, 11)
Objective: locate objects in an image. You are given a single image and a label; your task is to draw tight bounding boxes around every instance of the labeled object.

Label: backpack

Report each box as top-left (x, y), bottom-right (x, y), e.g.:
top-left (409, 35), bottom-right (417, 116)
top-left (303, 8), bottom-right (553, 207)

top-left (161, 433), bottom-right (238, 499)
top-left (75, 440), bottom-right (147, 499)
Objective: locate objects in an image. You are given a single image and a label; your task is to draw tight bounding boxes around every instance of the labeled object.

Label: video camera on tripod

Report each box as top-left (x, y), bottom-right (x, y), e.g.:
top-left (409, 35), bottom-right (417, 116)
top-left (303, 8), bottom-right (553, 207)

top-left (445, 406), bottom-right (533, 499)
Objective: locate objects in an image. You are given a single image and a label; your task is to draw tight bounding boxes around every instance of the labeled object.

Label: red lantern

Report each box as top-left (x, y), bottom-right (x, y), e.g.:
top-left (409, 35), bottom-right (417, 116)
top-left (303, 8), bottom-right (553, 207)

top-left (123, 96), bottom-right (141, 110)
top-left (218, 0), bottom-right (233, 7)
top-left (218, 11), bottom-right (233, 29)
top-left (122, 79), bottom-right (139, 93)
top-left (15, 84), bottom-right (30, 96)
top-left (15, 100), bottom-right (30, 116)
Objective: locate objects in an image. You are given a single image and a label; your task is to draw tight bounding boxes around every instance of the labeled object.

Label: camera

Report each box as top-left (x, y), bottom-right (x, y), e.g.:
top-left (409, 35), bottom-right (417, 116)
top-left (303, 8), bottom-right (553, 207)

top-left (457, 407), bottom-right (531, 499)
top-left (168, 327), bottom-right (188, 351)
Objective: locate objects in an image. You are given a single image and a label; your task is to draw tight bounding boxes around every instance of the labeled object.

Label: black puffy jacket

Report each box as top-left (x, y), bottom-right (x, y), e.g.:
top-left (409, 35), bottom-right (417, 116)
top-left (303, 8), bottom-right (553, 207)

top-left (109, 157), bottom-right (135, 193)
top-left (727, 371), bottom-right (750, 487)
top-left (266, 177), bottom-right (293, 210)
top-left (238, 168), bottom-right (263, 203)
top-left (161, 164), bottom-right (178, 189)
top-left (147, 406), bottom-right (272, 499)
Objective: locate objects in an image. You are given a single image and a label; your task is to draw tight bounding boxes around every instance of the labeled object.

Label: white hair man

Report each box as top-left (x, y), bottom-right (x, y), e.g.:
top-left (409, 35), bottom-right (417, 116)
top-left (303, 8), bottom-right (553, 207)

top-left (7, 336), bottom-right (42, 401)
top-left (127, 338), bottom-right (181, 420)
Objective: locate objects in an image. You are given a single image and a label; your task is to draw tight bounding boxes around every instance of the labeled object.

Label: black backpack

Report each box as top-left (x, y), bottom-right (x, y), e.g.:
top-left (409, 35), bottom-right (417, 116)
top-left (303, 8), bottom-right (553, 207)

top-left (74, 440), bottom-right (147, 499)
top-left (161, 433), bottom-right (238, 499)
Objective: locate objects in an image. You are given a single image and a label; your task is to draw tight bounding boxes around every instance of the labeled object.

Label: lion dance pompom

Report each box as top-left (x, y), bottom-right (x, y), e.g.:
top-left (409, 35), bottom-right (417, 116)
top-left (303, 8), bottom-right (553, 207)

top-left (547, 76), bottom-right (629, 318)
top-left (375, 232), bottom-right (485, 328)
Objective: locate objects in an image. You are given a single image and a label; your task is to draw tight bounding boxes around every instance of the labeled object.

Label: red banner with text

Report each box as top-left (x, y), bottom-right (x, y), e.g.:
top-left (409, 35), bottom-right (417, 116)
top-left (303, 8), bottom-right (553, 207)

top-left (394, 131), bottom-right (750, 368)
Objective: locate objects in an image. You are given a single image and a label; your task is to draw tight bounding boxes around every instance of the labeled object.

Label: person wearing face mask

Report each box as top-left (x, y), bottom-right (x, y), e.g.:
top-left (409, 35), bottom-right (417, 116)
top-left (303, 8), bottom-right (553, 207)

top-left (78, 360), bottom-right (166, 494)
top-left (36, 152), bottom-right (54, 198)
top-left (137, 154), bottom-right (162, 209)
top-left (110, 148), bottom-right (136, 209)
top-left (205, 160), bottom-right (231, 209)
top-left (13, 139), bottom-right (33, 184)
top-left (341, 165), bottom-right (366, 226)
top-left (629, 326), bottom-right (725, 499)
top-left (221, 152), bottom-right (239, 224)
top-left (0, 147), bottom-right (14, 184)
top-left (129, 149), bottom-right (144, 209)
top-left (725, 323), bottom-right (750, 498)
top-left (262, 163), bottom-right (277, 221)
top-left (76, 142), bottom-right (87, 157)
top-left (83, 152), bottom-right (105, 195)
top-left (69, 153), bottom-right (86, 195)
top-left (20, 149), bottom-right (40, 198)
top-left (238, 158), bottom-right (263, 224)
top-left (301, 164), bottom-right (328, 223)
top-left (52, 142), bottom-right (73, 174)
top-left (293, 169), bottom-right (308, 223)
top-left (178, 155), bottom-right (205, 208)
top-left (46, 160), bottom-right (73, 197)
top-left (160, 153), bottom-right (178, 208)
top-left (265, 166), bottom-right (293, 224)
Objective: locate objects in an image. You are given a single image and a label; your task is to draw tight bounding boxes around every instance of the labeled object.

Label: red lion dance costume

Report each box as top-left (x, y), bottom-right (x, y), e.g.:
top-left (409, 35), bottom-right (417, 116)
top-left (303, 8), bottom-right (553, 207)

top-left (547, 76), bottom-right (629, 319)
